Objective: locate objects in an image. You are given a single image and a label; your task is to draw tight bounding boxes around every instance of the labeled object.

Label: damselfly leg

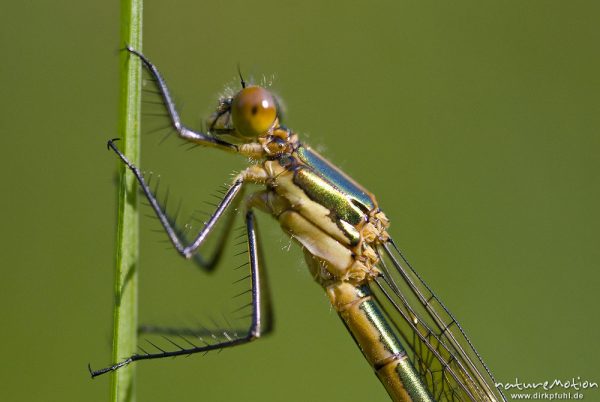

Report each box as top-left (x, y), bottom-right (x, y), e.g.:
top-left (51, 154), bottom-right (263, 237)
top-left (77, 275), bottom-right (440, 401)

top-left (89, 142), bottom-right (273, 378)
top-left (126, 46), bottom-right (236, 152)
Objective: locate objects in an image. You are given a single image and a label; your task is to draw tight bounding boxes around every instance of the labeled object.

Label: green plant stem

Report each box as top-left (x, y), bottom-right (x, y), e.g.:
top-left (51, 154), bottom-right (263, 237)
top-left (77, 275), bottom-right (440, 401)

top-left (110, 0), bottom-right (142, 401)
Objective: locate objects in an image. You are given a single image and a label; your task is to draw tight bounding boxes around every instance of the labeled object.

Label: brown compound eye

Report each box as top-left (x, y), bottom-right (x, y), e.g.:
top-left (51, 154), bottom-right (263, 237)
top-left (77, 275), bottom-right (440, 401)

top-left (231, 86), bottom-right (277, 138)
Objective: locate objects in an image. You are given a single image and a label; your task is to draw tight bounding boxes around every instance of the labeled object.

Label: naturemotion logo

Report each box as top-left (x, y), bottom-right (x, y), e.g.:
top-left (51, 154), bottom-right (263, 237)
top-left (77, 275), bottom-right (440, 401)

top-left (495, 377), bottom-right (598, 400)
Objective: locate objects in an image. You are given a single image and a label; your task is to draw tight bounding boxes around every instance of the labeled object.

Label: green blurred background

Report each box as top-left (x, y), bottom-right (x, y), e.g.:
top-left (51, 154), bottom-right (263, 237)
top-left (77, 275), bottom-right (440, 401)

top-left (1, 1), bottom-right (598, 401)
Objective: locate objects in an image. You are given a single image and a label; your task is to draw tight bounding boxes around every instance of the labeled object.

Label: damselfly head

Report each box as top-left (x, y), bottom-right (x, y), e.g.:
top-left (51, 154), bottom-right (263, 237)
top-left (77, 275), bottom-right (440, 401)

top-left (207, 86), bottom-right (279, 142)
top-left (231, 86), bottom-right (278, 138)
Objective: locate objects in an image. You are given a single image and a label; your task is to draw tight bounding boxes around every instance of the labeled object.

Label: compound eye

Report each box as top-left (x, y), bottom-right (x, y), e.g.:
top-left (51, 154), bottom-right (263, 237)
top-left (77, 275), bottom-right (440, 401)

top-left (231, 86), bottom-right (277, 138)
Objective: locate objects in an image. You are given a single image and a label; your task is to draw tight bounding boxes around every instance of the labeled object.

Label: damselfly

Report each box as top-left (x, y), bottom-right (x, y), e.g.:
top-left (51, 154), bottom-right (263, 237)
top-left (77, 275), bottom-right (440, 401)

top-left (90, 47), bottom-right (506, 402)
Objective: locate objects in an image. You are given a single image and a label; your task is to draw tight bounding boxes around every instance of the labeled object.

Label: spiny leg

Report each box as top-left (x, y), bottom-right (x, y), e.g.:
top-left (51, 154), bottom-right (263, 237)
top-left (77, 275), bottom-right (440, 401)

top-left (89, 210), bottom-right (273, 378)
top-left (192, 209), bottom-right (239, 271)
top-left (126, 46), bottom-right (236, 151)
top-left (173, 185), bottom-right (242, 271)
top-left (108, 139), bottom-right (243, 259)
top-left (137, 324), bottom-right (247, 339)
top-left (137, 224), bottom-right (253, 337)
top-left (141, 168), bottom-right (241, 271)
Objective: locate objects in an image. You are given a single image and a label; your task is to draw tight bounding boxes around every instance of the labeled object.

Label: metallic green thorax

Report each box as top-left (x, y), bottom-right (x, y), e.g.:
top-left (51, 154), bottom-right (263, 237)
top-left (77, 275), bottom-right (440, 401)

top-left (282, 145), bottom-right (377, 246)
top-left (295, 146), bottom-right (376, 211)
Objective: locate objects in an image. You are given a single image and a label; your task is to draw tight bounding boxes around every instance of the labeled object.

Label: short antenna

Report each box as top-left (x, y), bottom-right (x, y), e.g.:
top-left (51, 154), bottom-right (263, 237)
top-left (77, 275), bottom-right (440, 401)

top-left (237, 64), bottom-right (246, 88)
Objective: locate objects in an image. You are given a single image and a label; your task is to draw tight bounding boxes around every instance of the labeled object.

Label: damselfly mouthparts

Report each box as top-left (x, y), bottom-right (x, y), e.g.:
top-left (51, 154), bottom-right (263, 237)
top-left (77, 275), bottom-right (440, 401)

top-left (90, 47), bottom-right (506, 402)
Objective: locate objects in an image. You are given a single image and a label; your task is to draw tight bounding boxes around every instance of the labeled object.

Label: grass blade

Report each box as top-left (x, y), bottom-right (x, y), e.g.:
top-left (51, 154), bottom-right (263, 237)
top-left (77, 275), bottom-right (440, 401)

top-left (110, 0), bottom-right (142, 401)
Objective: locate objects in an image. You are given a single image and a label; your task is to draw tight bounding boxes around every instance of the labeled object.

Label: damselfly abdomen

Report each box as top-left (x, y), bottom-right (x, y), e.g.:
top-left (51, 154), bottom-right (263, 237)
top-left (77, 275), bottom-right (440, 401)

top-left (90, 47), bottom-right (506, 402)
